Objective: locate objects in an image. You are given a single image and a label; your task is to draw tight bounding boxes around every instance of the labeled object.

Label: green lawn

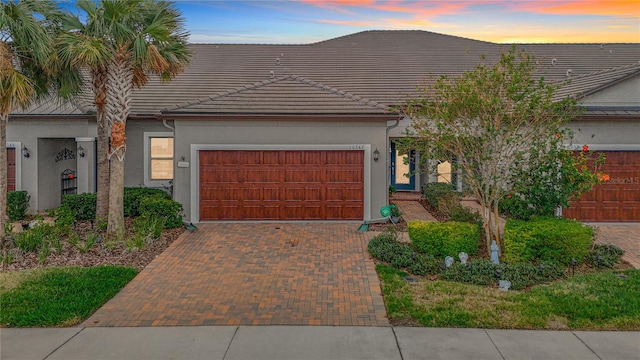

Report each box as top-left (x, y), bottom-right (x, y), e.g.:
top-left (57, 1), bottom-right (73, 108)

top-left (377, 264), bottom-right (640, 330)
top-left (0, 266), bottom-right (137, 327)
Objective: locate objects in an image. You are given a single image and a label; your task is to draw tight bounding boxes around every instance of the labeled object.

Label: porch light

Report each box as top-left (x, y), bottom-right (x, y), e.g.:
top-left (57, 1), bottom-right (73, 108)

top-left (78, 146), bottom-right (85, 158)
top-left (373, 148), bottom-right (380, 162)
top-left (22, 146), bottom-right (30, 158)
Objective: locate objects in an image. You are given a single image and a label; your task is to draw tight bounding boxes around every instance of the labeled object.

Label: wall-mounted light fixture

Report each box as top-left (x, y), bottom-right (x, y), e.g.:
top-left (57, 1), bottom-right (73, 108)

top-left (78, 145), bottom-right (85, 158)
top-left (373, 148), bottom-right (380, 162)
top-left (22, 146), bottom-right (30, 158)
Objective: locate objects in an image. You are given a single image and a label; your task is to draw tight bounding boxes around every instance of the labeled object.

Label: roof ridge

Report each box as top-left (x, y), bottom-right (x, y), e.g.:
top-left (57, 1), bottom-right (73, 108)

top-left (561, 61), bottom-right (640, 82)
top-left (288, 75), bottom-right (388, 110)
top-left (163, 75), bottom-right (389, 112)
top-left (162, 77), bottom-right (283, 111)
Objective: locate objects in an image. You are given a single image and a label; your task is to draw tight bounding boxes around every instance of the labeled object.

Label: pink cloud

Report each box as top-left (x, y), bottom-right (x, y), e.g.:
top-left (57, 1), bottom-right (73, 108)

top-left (508, 0), bottom-right (640, 16)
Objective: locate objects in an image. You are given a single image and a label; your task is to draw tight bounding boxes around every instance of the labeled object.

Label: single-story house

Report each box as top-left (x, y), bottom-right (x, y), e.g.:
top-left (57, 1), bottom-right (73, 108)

top-left (8, 31), bottom-right (640, 222)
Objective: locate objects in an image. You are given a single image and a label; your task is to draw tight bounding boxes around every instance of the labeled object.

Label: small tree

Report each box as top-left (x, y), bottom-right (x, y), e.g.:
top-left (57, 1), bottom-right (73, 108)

top-left (400, 47), bottom-right (600, 255)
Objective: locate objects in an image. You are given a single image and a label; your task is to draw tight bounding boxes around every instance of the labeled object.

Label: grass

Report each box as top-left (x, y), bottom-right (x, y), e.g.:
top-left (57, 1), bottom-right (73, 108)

top-left (376, 264), bottom-right (640, 330)
top-left (0, 266), bottom-right (137, 327)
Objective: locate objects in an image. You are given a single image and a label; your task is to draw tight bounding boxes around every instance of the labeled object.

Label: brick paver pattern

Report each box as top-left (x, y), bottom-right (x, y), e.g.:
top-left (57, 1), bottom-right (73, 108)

top-left (594, 224), bottom-right (640, 268)
top-left (84, 223), bottom-right (389, 327)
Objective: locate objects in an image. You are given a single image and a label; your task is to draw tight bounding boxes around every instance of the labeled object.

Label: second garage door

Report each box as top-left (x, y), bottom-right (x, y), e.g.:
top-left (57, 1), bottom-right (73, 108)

top-left (563, 151), bottom-right (640, 222)
top-left (199, 150), bottom-right (364, 220)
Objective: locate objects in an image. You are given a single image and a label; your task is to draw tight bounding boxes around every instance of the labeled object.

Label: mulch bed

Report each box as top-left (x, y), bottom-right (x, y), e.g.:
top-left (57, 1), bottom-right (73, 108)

top-left (2, 218), bottom-right (185, 272)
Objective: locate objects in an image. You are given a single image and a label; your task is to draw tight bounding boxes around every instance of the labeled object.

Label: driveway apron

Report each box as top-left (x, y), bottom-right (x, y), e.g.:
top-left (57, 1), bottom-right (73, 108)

top-left (84, 223), bottom-right (388, 327)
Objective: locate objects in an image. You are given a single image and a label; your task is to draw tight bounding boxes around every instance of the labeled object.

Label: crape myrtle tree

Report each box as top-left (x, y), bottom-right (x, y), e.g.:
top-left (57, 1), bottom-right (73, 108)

top-left (398, 47), bottom-right (603, 256)
top-left (0, 0), bottom-right (80, 250)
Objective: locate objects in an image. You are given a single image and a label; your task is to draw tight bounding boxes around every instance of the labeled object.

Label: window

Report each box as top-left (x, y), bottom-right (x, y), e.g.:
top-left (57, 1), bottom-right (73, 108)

top-left (150, 137), bottom-right (173, 180)
top-left (144, 132), bottom-right (173, 186)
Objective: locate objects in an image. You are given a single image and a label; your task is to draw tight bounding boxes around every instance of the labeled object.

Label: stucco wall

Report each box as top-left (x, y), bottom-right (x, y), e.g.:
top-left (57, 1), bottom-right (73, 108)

top-left (173, 119), bottom-right (388, 222)
top-left (7, 118), bottom-right (97, 212)
top-left (582, 75), bottom-right (640, 107)
top-left (123, 120), bottom-right (172, 188)
top-left (566, 120), bottom-right (640, 149)
top-left (37, 138), bottom-right (77, 210)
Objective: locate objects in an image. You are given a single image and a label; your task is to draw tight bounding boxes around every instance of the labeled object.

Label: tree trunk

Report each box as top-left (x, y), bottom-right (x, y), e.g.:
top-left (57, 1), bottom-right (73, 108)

top-left (105, 55), bottom-right (133, 240)
top-left (93, 69), bottom-right (110, 220)
top-left (107, 150), bottom-right (125, 240)
top-left (0, 113), bottom-right (7, 250)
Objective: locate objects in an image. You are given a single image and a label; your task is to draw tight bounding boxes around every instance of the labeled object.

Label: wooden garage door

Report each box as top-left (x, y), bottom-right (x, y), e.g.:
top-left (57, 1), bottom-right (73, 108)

top-left (564, 151), bottom-right (640, 221)
top-left (199, 150), bottom-right (364, 220)
top-left (7, 148), bottom-right (16, 192)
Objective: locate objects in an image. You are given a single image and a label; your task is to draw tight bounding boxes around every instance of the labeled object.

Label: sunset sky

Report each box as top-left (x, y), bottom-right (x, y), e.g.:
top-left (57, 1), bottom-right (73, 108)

top-left (174, 0), bottom-right (640, 44)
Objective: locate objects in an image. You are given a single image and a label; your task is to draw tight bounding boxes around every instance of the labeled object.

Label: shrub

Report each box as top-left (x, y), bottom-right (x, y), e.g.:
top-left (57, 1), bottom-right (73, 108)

top-left (367, 229), bottom-right (440, 276)
top-left (53, 206), bottom-right (75, 238)
top-left (423, 183), bottom-right (460, 215)
top-left (7, 191), bottom-right (30, 222)
top-left (133, 215), bottom-right (166, 243)
top-left (500, 261), bottom-right (564, 290)
top-left (138, 197), bottom-right (183, 228)
top-left (441, 259), bottom-right (496, 286)
top-left (62, 193), bottom-right (97, 220)
top-left (408, 220), bottom-right (480, 258)
top-left (13, 223), bottom-right (53, 252)
top-left (587, 244), bottom-right (625, 268)
top-left (503, 217), bottom-right (592, 265)
top-left (448, 205), bottom-right (482, 225)
top-left (499, 195), bottom-right (534, 220)
top-left (441, 259), bottom-right (564, 290)
top-left (123, 187), bottom-right (170, 217)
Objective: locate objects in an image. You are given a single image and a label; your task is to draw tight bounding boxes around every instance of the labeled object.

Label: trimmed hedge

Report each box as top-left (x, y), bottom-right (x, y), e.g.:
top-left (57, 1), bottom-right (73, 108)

top-left (7, 191), bottom-right (30, 221)
top-left (138, 197), bottom-right (183, 228)
top-left (503, 217), bottom-right (592, 265)
top-left (61, 188), bottom-right (171, 220)
top-left (408, 220), bottom-right (480, 258)
top-left (123, 187), bottom-right (170, 217)
top-left (62, 193), bottom-right (97, 220)
top-left (423, 182), bottom-right (459, 215)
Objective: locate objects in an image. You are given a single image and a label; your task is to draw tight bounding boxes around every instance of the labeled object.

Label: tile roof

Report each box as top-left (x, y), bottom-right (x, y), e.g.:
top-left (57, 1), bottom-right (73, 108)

top-left (10, 30), bottom-right (640, 117)
top-left (553, 63), bottom-right (640, 101)
top-left (164, 75), bottom-right (389, 115)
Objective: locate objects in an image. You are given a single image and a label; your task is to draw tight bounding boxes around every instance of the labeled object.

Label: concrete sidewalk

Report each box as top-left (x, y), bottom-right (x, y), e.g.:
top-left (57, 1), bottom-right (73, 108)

top-left (2, 326), bottom-right (638, 360)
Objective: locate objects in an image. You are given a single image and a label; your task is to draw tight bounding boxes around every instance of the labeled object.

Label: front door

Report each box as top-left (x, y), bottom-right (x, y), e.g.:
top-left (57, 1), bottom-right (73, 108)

top-left (390, 142), bottom-right (415, 191)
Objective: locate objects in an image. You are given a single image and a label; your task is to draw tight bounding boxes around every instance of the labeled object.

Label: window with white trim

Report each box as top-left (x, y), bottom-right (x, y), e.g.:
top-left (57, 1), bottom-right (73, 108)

top-left (144, 132), bottom-right (173, 186)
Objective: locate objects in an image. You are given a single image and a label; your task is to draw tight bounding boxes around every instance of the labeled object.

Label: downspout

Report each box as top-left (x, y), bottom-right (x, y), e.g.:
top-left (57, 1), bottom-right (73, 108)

top-left (162, 118), bottom-right (175, 131)
top-left (364, 117), bottom-right (401, 225)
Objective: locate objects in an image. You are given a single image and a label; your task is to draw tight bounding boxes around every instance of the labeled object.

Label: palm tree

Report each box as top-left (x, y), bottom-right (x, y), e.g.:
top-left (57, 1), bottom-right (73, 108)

top-left (57, 0), bottom-right (113, 221)
top-left (0, 0), bottom-right (77, 249)
top-left (99, 0), bottom-right (190, 239)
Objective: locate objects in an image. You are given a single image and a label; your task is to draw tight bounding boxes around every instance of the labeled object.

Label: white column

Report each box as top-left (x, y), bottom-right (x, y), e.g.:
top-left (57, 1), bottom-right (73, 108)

top-left (75, 137), bottom-right (96, 194)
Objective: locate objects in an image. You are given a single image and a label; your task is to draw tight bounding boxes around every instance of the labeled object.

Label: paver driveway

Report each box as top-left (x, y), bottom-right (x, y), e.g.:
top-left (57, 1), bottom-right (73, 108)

top-left (84, 223), bottom-right (388, 327)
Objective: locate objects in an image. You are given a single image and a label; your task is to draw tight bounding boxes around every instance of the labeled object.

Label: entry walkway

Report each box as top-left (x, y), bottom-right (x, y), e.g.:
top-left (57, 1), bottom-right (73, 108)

top-left (83, 223), bottom-right (388, 327)
top-left (2, 326), bottom-right (638, 360)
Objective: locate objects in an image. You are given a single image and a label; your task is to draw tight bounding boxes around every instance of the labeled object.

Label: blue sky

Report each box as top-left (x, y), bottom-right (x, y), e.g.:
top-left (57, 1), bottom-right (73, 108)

top-left (172, 0), bottom-right (640, 44)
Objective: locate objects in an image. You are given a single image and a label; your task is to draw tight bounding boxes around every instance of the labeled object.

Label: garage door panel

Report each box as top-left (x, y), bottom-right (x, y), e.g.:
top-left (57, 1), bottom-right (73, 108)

top-left (200, 150), bottom-right (364, 220)
top-left (327, 169), bottom-right (362, 183)
top-left (565, 151), bottom-right (640, 221)
top-left (285, 169), bottom-right (322, 182)
top-left (245, 169), bottom-right (279, 183)
top-left (305, 188), bottom-right (322, 201)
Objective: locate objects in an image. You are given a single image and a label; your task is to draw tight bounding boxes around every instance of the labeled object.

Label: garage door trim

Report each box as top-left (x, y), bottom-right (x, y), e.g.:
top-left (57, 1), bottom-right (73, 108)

top-left (190, 144), bottom-right (372, 223)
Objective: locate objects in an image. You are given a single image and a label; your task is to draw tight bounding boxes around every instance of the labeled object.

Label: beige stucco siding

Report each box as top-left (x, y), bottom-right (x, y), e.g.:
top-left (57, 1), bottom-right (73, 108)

top-left (173, 119), bottom-right (388, 222)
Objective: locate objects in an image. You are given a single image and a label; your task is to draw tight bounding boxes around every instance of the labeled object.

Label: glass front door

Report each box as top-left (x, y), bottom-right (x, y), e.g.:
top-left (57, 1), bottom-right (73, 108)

top-left (390, 142), bottom-right (415, 190)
